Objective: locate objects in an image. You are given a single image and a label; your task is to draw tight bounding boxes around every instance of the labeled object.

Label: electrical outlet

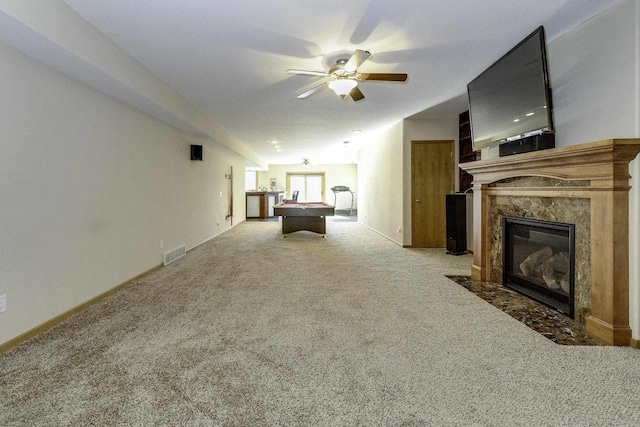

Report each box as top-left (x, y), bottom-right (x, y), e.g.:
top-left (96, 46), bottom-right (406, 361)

top-left (219, 191), bottom-right (223, 198)
top-left (0, 294), bottom-right (6, 314)
top-left (160, 239), bottom-right (164, 249)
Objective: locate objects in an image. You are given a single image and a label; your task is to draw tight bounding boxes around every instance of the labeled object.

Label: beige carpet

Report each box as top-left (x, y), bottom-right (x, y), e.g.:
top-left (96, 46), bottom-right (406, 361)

top-left (2, 220), bottom-right (640, 426)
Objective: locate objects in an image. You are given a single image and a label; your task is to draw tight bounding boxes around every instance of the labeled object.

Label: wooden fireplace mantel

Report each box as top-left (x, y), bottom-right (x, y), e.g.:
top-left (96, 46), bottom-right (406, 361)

top-left (460, 139), bottom-right (640, 346)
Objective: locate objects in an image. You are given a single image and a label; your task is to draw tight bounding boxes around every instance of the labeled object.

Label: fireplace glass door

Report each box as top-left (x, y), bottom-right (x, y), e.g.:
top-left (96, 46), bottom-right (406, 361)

top-left (502, 217), bottom-right (575, 318)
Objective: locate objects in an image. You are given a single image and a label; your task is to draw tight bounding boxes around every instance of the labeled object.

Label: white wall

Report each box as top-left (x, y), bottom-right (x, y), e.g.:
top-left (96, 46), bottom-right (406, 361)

top-left (357, 122), bottom-right (404, 245)
top-left (0, 42), bottom-right (246, 345)
top-left (0, 0), bottom-right (264, 168)
top-left (549, 0), bottom-right (640, 340)
top-left (401, 118), bottom-right (459, 245)
top-left (257, 164), bottom-right (357, 209)
top-left (548, 1), bottom-right (639, 147)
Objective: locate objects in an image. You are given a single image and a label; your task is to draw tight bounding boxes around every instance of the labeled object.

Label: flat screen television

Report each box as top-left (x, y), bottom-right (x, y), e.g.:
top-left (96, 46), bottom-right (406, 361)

top-left (467, 26), bottom-right (554, 151)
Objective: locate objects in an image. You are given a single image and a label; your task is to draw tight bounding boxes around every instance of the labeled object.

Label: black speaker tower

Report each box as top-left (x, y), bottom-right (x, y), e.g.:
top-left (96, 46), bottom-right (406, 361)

top-left (446, 194), bottom-right (467, 255)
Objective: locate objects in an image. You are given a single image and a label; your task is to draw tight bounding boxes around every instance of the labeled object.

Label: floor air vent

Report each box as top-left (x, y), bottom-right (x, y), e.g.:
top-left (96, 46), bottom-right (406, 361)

top-left (163, 245), bottom-right (186, 266)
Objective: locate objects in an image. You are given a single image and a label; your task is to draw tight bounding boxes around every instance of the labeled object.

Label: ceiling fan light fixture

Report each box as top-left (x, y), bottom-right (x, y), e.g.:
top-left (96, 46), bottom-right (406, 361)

top-left (328, 78), bottom-right (357, 98)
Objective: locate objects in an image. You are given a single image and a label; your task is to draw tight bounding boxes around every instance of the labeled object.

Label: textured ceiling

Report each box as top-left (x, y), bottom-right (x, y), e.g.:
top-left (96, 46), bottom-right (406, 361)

top-left (60, 0), bottom-right (620, 165)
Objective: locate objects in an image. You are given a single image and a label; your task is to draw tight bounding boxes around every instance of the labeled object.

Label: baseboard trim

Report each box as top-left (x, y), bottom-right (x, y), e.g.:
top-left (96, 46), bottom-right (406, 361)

top-left (0, 263), bottom-right (162, 355)
top-left (586, 315), bottom-right (632, 346)
top-left (188, 220), bottom-right (243, 253)
top-left (0, 221), bottom-right (247, 354)
top-left (357, 221), bottom-right (403, 246)
top-left (631, 338), bottom-right (640, 349)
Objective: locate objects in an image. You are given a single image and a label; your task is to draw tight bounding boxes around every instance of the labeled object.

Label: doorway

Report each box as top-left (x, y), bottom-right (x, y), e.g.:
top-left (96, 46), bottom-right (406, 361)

top-left (286, 173), bottom-right (325, 202)
top-left (411, 140), bottom-right (454, 247)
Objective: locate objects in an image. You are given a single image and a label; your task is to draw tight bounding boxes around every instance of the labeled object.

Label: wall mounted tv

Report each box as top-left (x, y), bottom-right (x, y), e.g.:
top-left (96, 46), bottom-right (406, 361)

top-left (467, 26), bottom-right (554, 152)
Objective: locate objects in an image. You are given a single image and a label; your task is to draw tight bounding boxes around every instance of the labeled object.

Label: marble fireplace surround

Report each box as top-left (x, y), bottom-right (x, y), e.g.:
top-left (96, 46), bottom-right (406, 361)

top-left (460, 139), bottom-right (640, 346)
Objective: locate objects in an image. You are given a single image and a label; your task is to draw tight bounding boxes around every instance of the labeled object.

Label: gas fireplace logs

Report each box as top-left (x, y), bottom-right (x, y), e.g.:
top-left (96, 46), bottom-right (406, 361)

top-left (519, 247), bottom-right (570, 293)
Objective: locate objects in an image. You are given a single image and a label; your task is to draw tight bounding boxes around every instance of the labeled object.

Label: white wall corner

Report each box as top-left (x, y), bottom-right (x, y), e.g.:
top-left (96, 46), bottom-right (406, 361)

top-left (636, 0), bottom-right (640, 138)
top-left (630, 0), bottom-right (640, 340)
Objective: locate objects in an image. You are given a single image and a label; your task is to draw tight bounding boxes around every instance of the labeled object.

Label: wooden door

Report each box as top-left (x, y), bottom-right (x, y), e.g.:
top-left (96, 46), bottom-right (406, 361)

top-left (411, 140), bottom-right (454, 247)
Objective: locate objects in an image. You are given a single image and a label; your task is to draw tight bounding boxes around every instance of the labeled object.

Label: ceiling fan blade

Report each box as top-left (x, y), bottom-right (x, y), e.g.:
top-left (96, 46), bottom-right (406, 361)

top-left (350, 86), bottom-right (365, 102)
top-left (344, 49), bottom-right (371, 72)
top-left (287, 69), bottom-right (330, 77)
top-left (358, 73), bottom-right (408, 82)
top-left (298, 83), bottom-right (327, 99)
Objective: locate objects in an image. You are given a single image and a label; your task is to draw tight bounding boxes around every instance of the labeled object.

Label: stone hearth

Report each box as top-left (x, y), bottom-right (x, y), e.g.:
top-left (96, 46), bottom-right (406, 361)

top-left (447, 275), bottom-right (606, 346)
top-left (460, 139), bottom-right (640, 346)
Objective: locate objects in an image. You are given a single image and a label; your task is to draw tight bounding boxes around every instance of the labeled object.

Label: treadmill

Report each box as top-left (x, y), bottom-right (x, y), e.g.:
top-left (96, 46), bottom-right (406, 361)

top-left (330, 186), bottom-right (355, 215)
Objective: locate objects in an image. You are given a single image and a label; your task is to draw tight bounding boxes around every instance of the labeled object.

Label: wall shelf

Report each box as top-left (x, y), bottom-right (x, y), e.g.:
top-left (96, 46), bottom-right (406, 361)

top-left (458, 110), bottom-right (478, 192)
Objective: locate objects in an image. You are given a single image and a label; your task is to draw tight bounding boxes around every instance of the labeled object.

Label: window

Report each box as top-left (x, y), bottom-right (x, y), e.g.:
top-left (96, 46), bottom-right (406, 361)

top-left (245, 170), bottom-right (257, 191)
top-left (286, 173), bottom-right (325, 202)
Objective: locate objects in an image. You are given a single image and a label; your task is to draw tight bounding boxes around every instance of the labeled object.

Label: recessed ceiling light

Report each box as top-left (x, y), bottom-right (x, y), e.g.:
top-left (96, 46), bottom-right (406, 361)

top-left (270, 140), bottom-right (278, 144)
top-left (513, 119), bottom-right (520, 122)
top-left (352, 129), bottom-right (362, 134)
top-left (526, 112), bottom-right (534, 117)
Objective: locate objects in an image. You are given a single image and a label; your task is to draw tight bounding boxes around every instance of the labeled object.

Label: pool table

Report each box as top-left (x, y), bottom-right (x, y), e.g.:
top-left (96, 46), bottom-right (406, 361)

top-left (273, 202), bottom-right (335, 236)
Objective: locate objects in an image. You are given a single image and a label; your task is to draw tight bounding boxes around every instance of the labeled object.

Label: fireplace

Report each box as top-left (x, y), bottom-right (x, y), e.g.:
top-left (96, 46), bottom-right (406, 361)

top-left (502, 217), bottom-right (575, 318)
top-left (459, 139), bottom-right (640, 345)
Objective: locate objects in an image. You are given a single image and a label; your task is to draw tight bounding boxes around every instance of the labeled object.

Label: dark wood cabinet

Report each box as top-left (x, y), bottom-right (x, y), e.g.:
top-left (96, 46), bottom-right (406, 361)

top-left (458, 110), bottom-right (478, 192)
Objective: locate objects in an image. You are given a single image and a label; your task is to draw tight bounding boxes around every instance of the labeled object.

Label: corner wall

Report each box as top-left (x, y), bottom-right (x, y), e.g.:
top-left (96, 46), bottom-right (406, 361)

top-left (357, 122), bottom-right (404, 244)
top-left (356, 118), bottom-right (458, 246)
top-left (0, 42), bottom-right (246, 345)
top-left (548, 0), bottom-right (640, 341)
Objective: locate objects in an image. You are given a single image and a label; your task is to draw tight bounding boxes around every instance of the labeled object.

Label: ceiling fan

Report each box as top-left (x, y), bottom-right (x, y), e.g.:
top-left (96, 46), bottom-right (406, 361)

top-left (286, 49), bottom-right (407, 101)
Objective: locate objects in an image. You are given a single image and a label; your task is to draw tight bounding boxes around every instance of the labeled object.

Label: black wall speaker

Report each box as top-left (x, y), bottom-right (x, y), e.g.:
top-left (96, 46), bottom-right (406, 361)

top-left (190, 145), bottom-right (203, 161)
top-left (446, 194), bottom-right (467, 255)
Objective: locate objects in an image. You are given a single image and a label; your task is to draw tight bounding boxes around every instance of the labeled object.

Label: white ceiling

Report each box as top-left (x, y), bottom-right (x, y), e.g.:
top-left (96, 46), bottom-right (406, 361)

top-left (55, 0), bottom-right (619, 165)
